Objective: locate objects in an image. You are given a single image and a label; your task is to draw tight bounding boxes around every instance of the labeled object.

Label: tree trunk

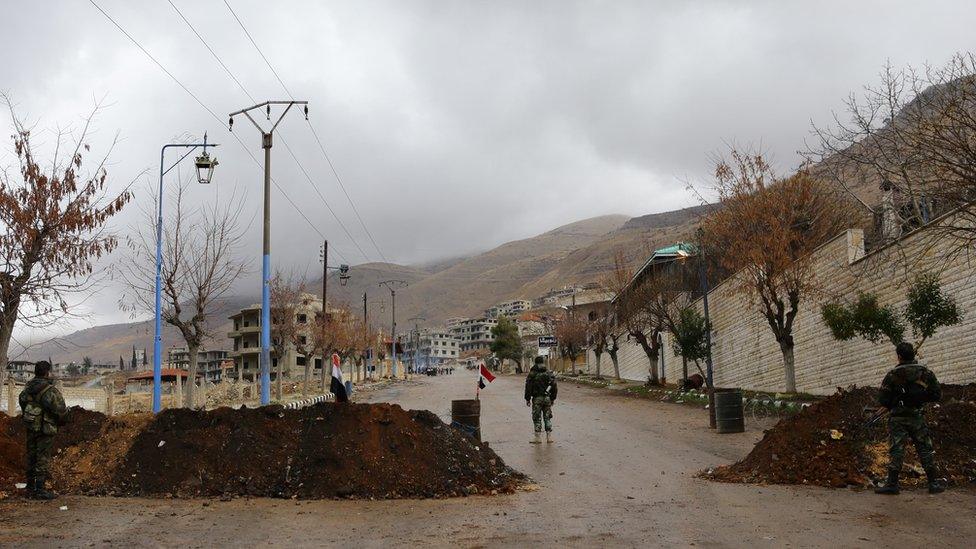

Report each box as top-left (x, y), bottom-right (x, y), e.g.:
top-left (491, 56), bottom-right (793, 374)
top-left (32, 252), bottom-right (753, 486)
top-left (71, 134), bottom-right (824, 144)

top-left (609, 351), bottom-right (620, 380)
top-left (186, 342), bottom-right (199, 409)
top-left (571, 356), bottom-right (577, 375)
top-left (321, 354), bottom-right (328, 394)
top-left (0, 308), bottom-right (17, 388)
top-left (682, 356), bottom-right (688, 382)
top-left (303, 354), bottom-right (312, 397)
top-left (275, 356), bottom-right (283, 401)
top-left (594, 351), bottom-right (603, 378)
top-left (780, 342), bottom-right (797, 393)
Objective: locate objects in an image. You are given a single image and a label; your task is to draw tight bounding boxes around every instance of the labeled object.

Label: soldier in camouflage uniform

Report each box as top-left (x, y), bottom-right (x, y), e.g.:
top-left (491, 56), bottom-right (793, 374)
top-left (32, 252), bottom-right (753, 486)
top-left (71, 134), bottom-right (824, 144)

top-left (18, 361), bottom-right (68, 500)
top-left (524, 356), bottom-right (558, 444)
top-left (875, 342), bottom-right (944, 495)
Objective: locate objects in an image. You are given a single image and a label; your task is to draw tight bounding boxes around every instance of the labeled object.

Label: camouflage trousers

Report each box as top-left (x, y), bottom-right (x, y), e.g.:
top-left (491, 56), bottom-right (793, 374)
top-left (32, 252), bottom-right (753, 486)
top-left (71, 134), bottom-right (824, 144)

top-left (531, 396), bottom-right (553, 433)
top-left (26, 431), bottom-right (54, 479)
top-left (888, 415), bottom-right (935, 474)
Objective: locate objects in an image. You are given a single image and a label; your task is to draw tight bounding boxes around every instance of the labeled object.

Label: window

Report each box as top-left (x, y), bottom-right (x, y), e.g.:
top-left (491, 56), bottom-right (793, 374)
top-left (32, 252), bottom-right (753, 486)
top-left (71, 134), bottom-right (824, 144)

top-left (299, 336), bottom-right (308, 345)
top-left (297, 314), bottom-right (308, 324)
top-left (297, 356), bottom-right (307, 366)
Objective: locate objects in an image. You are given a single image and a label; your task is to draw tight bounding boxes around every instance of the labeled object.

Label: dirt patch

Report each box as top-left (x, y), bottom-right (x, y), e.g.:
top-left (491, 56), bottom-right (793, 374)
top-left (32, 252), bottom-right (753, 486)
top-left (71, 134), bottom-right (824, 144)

top-left (1, 402), bottom-right (523, 500)
top-left (704, 384), bottom-right (976, 488)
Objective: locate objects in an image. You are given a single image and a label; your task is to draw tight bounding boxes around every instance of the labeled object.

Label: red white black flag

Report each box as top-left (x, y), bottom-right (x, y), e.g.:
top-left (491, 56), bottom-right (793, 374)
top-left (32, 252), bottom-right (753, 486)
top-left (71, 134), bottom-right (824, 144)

top-left (478, 363), bottom-right (495, 390)
top-left (331, 353), bottom-right (348, 403)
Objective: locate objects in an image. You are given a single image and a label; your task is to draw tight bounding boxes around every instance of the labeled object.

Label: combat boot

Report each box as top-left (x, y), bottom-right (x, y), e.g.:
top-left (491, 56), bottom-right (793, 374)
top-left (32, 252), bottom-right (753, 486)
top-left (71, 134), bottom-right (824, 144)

top-left (925, 468), bottom-right (946, 494)
top-left (530, 432), bottom-right (542, 444)
top-left (545, 431), bottom-right (554, 444)
top-left (31, 476), bottom-right (56, 501)
top-left (874, 471), bottom-right (900, 495)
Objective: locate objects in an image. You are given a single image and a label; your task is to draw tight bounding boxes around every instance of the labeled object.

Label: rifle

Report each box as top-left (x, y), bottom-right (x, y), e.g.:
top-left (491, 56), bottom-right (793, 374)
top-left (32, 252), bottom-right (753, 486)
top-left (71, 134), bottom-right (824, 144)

top-left (863, 406), bottom-right (889, 429)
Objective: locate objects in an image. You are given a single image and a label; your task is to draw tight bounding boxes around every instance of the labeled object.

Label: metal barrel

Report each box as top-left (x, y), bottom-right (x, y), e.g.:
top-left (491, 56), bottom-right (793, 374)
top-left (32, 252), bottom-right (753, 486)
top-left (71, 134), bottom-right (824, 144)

top-left (450, 399), bottom-right (482, 442)
top-left (714, 388), bottom-right (745, 433)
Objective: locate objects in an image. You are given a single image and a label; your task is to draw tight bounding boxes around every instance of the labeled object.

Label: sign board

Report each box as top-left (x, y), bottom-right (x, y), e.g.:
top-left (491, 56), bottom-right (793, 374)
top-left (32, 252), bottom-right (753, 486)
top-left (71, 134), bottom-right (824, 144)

top-left (538, 335), bottom-right (557, 348)
top-left (537, 347), bottom-right (550, 357)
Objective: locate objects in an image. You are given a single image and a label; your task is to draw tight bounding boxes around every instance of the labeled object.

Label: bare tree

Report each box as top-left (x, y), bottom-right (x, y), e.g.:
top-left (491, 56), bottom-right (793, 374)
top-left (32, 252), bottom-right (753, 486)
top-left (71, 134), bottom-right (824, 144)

top-left (701, 149), bottom-right (856, 392)
top-left (555, 312), bottom-right (587, 374)
top-left (0, 98), bottom-right (133, 385)
top-left (121, 181), bottom-right (247, 408)
top-left (808, 55), bottom-right (976, 249)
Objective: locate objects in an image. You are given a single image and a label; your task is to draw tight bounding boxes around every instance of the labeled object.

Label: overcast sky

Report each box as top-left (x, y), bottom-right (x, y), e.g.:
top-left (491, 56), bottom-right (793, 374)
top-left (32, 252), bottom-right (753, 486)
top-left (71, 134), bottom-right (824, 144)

top-left (3, 0), bottom-right (976, 339)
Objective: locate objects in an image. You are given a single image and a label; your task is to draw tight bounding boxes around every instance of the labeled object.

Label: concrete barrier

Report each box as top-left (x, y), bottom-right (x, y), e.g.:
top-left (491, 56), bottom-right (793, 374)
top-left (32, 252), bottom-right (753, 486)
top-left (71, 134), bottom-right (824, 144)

top-left (284, 394), bottom-right (334, 410)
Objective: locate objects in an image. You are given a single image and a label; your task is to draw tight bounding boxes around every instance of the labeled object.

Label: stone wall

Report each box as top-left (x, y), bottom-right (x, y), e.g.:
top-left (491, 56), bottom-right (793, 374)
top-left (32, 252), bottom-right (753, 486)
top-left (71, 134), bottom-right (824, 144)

top-left (590, 213), bottom-right (976, 393)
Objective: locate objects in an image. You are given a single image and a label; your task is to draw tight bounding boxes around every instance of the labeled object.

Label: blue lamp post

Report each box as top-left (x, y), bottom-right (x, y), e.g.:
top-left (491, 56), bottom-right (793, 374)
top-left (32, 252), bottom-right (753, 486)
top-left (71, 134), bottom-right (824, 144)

top-left (152, 135), bottom-right (219, 414)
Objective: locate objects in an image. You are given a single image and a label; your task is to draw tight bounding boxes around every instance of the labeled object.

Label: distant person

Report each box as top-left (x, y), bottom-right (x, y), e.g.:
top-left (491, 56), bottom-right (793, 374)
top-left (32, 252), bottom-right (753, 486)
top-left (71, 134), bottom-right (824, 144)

top-left (875, 342), bottom-right (944, 495)
top-left (18, 360), bottom-right (68, 500)
top-left (524, 356), bottom-right (557, 444)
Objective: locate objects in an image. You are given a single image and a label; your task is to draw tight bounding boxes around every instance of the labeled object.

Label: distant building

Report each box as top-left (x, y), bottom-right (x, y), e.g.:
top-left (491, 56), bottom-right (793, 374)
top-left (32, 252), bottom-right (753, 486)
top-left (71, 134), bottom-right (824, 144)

top-left (485, 299), bottom-right (532, 319)
top-left (5, 360), bottom-right (34, 382)
top-left (445, 317), bottom-right (466, 329)
top-left (402, 329), bottom-right (460, 367)
top-left (227, 293), bottom-right (325, 381)
top-left (450, 317), bottom-right (499, 353)
top-left (167, 347), bottom-right (232, 383)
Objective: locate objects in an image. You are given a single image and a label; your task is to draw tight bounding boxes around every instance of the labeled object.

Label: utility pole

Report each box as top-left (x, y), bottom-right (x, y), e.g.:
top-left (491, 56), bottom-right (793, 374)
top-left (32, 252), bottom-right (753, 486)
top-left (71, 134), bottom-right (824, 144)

top-left (363, 292), bottom-right (370, 379)
top-left (409, 315), bottom-right (425, 374)
top-left (696, 227), bottom-right (716, 429)
top-left (229, 100), bottom-right (308, 406)
top-left (378, 280), bottom-right (407, 377)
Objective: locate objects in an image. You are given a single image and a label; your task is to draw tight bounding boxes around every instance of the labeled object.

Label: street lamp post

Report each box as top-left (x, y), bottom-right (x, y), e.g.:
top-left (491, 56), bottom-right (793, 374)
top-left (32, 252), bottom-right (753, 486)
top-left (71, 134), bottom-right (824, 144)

top-left (228, 101), bottom-right (307, 406)
top-left (153, 136), bottom-right (219, 414)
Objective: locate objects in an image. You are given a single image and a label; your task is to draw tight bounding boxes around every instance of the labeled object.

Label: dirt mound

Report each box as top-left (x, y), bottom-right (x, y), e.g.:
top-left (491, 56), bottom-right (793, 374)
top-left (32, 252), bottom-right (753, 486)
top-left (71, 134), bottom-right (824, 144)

top-left (705, 384), bottom-right (976, 488)
top-left (0, 407), bottom-right (106, 490)
top-left (1, 403), bottom-right (523, 499)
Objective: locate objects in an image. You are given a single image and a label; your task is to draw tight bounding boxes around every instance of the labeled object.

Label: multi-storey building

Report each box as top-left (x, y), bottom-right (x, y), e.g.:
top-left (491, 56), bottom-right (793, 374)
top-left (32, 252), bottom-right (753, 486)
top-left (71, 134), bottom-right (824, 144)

top-left (167, 347), bottom-right (232, 383)
top-left (402, 329), bottom-right (460, 367)
top-left (450, 317), bottom-right (499, 353)
top-left (227, 293), bottom-right (325, 381)
top-left (485, 299), bottom-right (532, 319)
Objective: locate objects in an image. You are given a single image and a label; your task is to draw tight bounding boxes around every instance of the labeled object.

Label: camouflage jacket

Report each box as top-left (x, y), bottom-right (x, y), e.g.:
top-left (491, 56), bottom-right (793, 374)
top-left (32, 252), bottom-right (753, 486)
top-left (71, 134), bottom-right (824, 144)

top-left (19, 378), bottom-right (68, 435)
top-left (524, 365), bottom-right (557, 401)
top-left (879, 362), bottom-right (941, 417)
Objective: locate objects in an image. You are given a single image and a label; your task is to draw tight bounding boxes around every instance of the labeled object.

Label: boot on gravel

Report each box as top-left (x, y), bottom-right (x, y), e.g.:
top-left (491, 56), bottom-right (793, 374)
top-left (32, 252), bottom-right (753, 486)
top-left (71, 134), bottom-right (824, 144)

top-left (545, 432), bottom-right (554, 444)
top-left (925, 468), bottom-right (946, 494)
top-left (530, 432), bottom-right (542, 444)
top-left (874, 471), bottom-right (900, 495)
top-left (31, 477), bottom-right (56, 501)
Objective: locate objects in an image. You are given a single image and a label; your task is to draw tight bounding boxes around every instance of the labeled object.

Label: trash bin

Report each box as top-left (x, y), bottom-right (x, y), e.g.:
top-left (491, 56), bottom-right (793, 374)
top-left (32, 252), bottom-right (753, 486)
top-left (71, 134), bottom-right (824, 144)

top-left (451, 399), bottom-right (481, 442)
top-left (714, 388), bottom-right (745, 433)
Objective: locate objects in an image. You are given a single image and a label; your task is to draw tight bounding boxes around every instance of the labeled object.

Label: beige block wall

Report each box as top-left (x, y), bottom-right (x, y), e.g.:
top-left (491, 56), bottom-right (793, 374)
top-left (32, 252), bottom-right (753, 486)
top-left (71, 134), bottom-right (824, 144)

top-left (591, 218), bottom-right (976, 393)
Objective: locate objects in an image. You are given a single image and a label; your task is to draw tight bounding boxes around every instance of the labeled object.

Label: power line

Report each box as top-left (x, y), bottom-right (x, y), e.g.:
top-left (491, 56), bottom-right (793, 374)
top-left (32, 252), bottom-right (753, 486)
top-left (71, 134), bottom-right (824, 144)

top-left (87, 0), bottom-right (334, 256)
top-left (306, 124), bottom-right (390, 263)
top-left (222, 0), bottom-right (391, 264)
top-left (223, 0), bottom-right (294, 100)
top-left (168, 0), bottom-right (367, 263)
top-left (166, 0), bottom-right (256, 105)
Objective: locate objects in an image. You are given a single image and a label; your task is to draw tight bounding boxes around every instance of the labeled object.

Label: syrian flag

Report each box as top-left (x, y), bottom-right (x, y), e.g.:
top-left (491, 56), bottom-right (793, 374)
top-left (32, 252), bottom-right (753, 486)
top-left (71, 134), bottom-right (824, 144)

top-left (330, 353), bottom-right (348, 403)
top-left (477, 363), bottom-right (496, 396)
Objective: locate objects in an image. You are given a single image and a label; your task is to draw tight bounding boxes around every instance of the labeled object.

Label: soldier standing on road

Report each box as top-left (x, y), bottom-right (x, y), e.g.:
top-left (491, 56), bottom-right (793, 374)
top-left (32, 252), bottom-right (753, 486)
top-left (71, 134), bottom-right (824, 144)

top-left (18, 360), bottom-right (68, 500)
top-left (524, 356), bottom-right (557, 444)
top-left (875, 342), bottom-right (944, 495)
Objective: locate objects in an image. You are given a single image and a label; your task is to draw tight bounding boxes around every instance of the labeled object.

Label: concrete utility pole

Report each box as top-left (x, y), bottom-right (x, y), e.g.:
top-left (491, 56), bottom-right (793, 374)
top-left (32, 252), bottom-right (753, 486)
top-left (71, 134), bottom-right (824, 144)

top-left (409, 315), bottom-right (425, 374)
top-left (378, 280), bottom-right (408, 376)
top-left (696, 227), bottom-right (716, 429)
top-left (228, 100), bottom-right (308, 406)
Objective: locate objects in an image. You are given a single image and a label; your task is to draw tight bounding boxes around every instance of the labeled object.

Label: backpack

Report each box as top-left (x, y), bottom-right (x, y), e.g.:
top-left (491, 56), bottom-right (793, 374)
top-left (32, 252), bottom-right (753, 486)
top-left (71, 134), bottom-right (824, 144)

top-left (892, 365), bottom-right (934, 408)
top-left (21, 384), bottom-right (54, 433)
top-left (529, 370), bottom-right (554, 398)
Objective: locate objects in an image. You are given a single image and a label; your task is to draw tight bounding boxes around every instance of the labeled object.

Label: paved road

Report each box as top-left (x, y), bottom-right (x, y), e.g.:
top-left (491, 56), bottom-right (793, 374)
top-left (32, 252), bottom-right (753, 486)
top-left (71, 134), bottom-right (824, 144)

top-left (1, 373), bottom-right (973, 548)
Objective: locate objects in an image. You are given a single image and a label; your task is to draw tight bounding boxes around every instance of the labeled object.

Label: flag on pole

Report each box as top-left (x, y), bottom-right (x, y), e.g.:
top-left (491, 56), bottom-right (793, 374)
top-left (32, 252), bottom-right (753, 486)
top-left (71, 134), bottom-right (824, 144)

top-left (478, 362), bottom-right (495, 391)
top-left (330, 353), bottom-right (348, 403)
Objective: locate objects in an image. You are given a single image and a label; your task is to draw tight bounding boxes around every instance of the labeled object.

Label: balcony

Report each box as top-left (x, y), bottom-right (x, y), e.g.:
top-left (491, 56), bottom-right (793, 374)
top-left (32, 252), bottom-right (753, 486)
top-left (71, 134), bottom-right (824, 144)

top-left (228, 324), bottom-right (261, 338)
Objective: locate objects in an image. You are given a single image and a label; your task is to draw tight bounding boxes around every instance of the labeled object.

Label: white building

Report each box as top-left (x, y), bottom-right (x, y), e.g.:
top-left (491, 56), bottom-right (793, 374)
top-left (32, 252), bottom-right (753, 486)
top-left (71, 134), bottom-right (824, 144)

top-left (450, 317), bottom-right (499, 353)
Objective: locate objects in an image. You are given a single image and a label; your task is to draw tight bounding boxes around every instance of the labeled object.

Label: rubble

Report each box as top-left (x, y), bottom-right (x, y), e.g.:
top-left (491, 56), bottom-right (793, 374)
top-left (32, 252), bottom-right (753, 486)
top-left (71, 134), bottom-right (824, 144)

top-left (0, 402), bottom-right (523, 499)
top-left (704, 384), bottom-right (976, 488)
